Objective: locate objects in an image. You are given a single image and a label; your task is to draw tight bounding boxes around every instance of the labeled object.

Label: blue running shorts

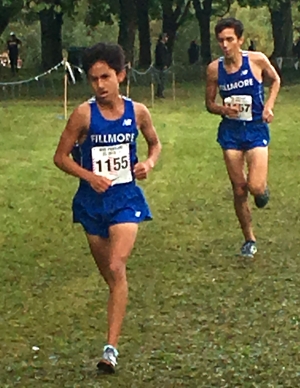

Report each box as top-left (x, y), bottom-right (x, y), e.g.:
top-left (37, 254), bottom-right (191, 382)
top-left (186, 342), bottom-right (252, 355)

top-left (72, 182), bottom-right (152, 238)
top-left (217, 118), bottom-right (270, 151)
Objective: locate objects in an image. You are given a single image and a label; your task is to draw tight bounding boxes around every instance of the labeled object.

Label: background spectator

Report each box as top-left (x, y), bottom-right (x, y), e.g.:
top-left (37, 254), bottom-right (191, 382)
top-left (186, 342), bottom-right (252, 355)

top-left (155, 32), bottom-right (169, 98)
top-left (188, 40), bottom-right (200, 64)
top-left (7, 32), bottom-right (22, 75)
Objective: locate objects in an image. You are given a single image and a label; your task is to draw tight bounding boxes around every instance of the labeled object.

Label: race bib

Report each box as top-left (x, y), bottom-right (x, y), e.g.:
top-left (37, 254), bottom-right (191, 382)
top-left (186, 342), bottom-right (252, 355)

top-left (91, 143), bottom-right (132, 186)
top-left (224, 95), bottom-right (253, 121)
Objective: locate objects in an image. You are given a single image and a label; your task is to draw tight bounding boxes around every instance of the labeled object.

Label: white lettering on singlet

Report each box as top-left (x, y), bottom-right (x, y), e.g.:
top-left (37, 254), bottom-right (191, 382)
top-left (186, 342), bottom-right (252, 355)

top-left (219, 78), bottom-right (254, 92)
top-left (90, 133), bottom-right (135, 144)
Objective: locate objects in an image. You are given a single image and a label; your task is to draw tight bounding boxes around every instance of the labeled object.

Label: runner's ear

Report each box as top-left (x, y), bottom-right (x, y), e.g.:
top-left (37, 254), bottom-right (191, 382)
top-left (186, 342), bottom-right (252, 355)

top-left (117, 69), bottom-right (126, 84)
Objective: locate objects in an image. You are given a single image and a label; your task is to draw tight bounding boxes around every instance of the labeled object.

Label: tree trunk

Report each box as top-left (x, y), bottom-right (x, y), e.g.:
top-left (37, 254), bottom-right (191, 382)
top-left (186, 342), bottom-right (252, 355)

top-left (161, 1), bottom-right (191, 62)
top-left (39, 6), bottom-right (63, 70)
top-left (281, 0), bottom-right (293, 57)
top-left (162, 6), bottom-right (177, 58)
top-left (0, 1), bottom-right (23, 37)
top-left (0, 16), bottom-right (9, 37)
top-left (118, 0), bottom-right (137, 64)
top-left (135, 0), bottom-right (151, 67)
top-left (192, 0), bottom-right (212, 65)
top-left (269, 0), bottom-right (293, 58)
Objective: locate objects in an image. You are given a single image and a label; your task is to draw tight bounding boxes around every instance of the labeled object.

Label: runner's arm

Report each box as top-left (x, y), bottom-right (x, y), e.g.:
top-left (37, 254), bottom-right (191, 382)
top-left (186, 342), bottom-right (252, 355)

top-left (53, 103), bottom-right (94, 182)
top-left (135, 103), bottom-right (162, 170)
top-left (258, 53), bottom-right (281, 110)
top-left (206, 61), bottom-right (239, 118)
top-left (205, 61), bottom-right (227, 116)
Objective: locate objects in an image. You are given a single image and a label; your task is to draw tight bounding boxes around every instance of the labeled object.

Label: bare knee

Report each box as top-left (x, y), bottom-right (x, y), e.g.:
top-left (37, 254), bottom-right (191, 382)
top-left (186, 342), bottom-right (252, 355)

top-left (231, 181), bottom-right (248, 198)
top-left (108, 258), bottom-right (127, 286)
top-left (248, 181), bottom-right (265, 197)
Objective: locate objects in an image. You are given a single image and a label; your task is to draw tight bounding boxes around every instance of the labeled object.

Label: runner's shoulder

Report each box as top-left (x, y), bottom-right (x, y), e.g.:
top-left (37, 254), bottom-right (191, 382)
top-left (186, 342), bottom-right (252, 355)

top-left (206, 59), bottom-right (219, 80)
top-left (69, 101), bottom-right (90, 129)
top-left (247, 51), bottom-right (270, 67)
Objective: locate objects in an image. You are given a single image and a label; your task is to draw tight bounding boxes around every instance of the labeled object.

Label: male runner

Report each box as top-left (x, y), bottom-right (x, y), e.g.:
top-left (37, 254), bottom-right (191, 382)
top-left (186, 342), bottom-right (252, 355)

top-left (53, 42), bottom-right (161, 372)
top-left (205, 18), bottom-right (280, 258)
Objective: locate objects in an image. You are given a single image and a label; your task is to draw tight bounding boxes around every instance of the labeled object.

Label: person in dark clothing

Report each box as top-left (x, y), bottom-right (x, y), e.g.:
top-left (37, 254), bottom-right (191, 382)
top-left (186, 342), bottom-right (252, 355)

top-left (7, 32), bottom-right (21, 75)
top-left (188, 40), bottom-right (200, 64)
top-left (248, 40), bottom-right (256, 51)
top-left (293, 38), bottom-right (300, 59)
top-left (154, 33), bottom-right (169, 98)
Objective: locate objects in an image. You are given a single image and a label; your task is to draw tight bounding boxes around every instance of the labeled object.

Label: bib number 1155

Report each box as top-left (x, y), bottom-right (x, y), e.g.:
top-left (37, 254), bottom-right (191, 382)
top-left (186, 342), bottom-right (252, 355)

top-left (91, 144), bottom-right (132, 185)
top-left (95, 155), bottom-right (129, 173)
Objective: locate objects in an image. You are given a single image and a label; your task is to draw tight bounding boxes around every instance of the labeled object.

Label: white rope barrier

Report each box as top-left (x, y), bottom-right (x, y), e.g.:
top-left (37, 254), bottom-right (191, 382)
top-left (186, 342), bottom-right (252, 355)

top-left (0, 57), bottom-right (298, 89)
top-left (65, 61), bottom-right (76, 84)
top-left (0, 61), bottom-right (64, 86)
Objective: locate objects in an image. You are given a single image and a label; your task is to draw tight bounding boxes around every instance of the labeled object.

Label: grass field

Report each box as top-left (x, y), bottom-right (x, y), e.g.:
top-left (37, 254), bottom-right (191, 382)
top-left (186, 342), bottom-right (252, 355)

top-left (1, 83), bottom-right (300, 387)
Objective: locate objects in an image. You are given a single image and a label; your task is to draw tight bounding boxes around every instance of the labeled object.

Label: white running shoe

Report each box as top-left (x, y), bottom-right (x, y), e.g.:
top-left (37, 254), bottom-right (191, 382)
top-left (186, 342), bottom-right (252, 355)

top-left (97, 345), bottom-right (119, 374)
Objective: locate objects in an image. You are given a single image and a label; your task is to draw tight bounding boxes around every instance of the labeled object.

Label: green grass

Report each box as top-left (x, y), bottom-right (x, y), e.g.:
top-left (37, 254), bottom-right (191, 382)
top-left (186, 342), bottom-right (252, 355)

top-left (1, 84), bottom-right (300, 387)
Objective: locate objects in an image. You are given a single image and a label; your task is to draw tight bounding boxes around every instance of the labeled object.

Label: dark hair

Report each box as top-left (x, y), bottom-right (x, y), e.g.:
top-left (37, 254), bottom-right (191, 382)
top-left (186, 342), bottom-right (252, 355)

top-left (215, 18), bottom-right (244, 39)
top-left (82, 42), bottom-right (125, 75)
top-left (158, 32), bottom-right (168, 41)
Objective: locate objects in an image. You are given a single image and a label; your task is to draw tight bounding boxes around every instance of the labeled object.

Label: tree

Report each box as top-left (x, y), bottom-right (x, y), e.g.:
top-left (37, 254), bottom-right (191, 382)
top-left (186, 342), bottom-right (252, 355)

top-left (118, 0), bottom-right (137, 63)
top-left (39, 5), bottom-right (63, 69)
top-left (192, 0), bottom-right (232, 65)
top-left (135, 0), bottom-right (151, 67)
top-left (85, 0), bottom-right (118, 27)
top-left (23, 1), bottom-right (79, 69)
top-left (85, 0), bottom-right (136, 63)
top-left (0, 0), bottom-right (23, 37)
top-left (269, 0), bottom-right (293, 58)
top-left (237, 0), bottom-right (294, 58)
top-left (160, 0), bottom-right (192, 58)
top-left (192, 0), bottom-right (212, 65)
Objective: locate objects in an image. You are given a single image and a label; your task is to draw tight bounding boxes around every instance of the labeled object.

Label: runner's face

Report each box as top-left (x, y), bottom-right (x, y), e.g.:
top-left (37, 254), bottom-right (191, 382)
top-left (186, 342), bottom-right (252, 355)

top-left (88, 61), bottom-right (125, 103)
top-left (217, 28), bottom-right (244, 59)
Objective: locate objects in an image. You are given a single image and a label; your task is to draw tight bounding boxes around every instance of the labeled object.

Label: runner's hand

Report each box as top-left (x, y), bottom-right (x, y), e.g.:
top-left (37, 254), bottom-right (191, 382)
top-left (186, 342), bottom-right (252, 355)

top-left (88, 174), bottom-right (112, 193)
top-left (134, 160), bottom-right (153, 180)
top-left (224, 105), bottom-right (239, 118)
top-left (262, 104), bottom-right (274, 123)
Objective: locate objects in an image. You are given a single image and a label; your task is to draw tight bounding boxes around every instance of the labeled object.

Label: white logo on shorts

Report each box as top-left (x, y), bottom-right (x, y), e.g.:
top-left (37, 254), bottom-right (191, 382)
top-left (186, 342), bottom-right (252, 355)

top-left (263, 139), bottom-right (268, 145)
top-left (135, 211), bottom-right (141, 217)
